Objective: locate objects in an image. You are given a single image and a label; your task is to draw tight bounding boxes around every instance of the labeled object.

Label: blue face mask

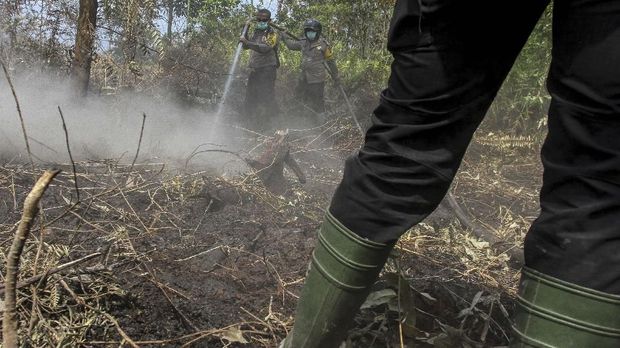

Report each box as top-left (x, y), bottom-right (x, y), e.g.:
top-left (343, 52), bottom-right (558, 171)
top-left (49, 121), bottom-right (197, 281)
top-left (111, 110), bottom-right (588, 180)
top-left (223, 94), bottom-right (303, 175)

top-left (305, 30), bottom-right (317, 41)
top-left (256, 21), bottom-right (268, 31)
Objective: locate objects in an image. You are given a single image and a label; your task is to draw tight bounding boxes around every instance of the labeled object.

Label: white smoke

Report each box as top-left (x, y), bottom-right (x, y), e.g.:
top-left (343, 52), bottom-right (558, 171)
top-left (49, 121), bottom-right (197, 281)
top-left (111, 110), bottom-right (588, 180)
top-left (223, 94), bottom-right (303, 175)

top-left (0, 70), bottom-right (249, 173)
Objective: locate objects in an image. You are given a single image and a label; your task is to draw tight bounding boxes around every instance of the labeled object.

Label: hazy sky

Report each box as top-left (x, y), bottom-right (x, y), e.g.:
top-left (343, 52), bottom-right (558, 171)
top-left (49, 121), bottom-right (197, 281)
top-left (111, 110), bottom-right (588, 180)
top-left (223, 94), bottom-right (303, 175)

top-left (154, 0), bottom-right (280, 34)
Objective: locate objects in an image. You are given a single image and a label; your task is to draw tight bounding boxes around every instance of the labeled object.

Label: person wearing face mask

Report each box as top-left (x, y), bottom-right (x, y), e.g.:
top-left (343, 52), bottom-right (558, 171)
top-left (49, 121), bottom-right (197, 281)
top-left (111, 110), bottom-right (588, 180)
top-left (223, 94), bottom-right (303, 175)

top-left (282, 18), bottom-right (340, 123)
top-left (239, 9), bottom-right (280, 130)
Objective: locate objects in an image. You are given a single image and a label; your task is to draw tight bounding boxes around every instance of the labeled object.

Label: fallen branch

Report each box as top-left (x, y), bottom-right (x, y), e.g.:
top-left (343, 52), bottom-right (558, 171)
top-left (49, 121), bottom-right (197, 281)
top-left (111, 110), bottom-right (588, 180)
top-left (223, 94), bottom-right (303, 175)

top-left (0, 252), bottom-right (102, 295)
top-left (147, 276), bottom-right (198, 331)
top-left (93, 308), bottom-right (140, 348)
top-left (3, 169), bottom-right (61, 348)
top-left (445, 192), bottom-right (523, 268)
top-left (86, 322), bottom-right (254, 346)
top-left (174, 245), bottom-right (222, 263)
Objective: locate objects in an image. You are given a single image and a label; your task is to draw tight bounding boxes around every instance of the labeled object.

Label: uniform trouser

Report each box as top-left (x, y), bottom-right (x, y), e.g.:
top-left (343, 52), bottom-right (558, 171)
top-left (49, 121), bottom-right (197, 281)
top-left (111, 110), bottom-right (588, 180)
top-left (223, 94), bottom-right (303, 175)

top-left (329, 0), bottom-right (620, 294)
top-left (298, 75), bottom-right (326, 114)
top-left (244, 66), bottom-right (278, 129)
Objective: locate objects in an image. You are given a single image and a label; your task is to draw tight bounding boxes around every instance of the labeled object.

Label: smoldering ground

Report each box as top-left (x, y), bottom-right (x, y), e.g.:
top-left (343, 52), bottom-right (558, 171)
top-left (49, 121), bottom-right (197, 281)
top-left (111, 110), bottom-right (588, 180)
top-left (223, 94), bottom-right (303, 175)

top-left (0, 64), bottom-right (535, 348)
top-left (0, 71), bottom-right (254, 172)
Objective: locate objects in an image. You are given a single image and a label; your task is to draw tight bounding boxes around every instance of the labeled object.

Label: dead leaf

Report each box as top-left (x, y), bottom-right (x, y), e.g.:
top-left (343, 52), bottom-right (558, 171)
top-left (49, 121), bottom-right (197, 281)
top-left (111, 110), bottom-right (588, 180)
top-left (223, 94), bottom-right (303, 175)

top-left (419, 292), bottom-right (437, 302)
top-left (468, 238), bottom-right (489, 249)
top-left (361, 289), bottom-right (396, 309)
top-left (217, 326), bottom-right (248, 344)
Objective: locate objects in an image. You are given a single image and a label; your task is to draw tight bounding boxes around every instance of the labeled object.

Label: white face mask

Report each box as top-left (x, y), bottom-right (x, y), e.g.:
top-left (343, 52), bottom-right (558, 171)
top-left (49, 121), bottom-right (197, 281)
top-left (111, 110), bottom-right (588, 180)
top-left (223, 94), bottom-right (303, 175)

top-left (256, 21), bottom-right (269, 30)
top-left (306, 30), bottom-right (317, 41)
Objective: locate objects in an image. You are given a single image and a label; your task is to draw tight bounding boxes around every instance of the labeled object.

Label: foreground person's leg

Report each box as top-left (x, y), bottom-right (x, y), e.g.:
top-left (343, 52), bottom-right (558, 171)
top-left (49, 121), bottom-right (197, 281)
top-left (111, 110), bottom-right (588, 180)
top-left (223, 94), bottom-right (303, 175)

top-left (282, 0), bottom-right (549, 346)
top-left (512, 1), bottom-right (620, 346)
top-left (280, 212), bottom-right (394, 347)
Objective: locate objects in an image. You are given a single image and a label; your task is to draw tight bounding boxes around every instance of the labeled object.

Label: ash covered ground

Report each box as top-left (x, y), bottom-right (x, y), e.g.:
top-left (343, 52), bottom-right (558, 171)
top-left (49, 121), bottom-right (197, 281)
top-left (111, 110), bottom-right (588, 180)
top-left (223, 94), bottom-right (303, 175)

top-left (0, 111), bottom-right (542, 347)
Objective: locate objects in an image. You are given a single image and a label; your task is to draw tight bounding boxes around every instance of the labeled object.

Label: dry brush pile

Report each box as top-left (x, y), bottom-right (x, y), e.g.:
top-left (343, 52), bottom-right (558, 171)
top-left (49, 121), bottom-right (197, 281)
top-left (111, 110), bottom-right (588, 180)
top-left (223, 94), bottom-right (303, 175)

top-left (0, 158), bottom-right (315, 347)
top-left (0, 111), bottom-right (358, 347)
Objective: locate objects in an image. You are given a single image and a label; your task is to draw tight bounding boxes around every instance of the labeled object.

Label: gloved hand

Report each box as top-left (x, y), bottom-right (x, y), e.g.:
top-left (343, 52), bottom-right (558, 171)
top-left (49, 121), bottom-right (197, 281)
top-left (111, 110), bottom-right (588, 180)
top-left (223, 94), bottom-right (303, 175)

top-left (333, 76), bottom-right (342, 86)
top-left (239, 36), bottom-right (249, 44)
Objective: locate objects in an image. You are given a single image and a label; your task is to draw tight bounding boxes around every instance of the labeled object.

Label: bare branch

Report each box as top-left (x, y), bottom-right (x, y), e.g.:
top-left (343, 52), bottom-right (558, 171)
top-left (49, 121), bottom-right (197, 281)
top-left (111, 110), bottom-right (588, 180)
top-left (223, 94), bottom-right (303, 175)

top-left (0, 252), bottom-right (102, 295)
top-left (58, 106), bottom-right (80, 203)
top-left (1, 62), bottom-right (34, 169)
top-left (129, 113), bottom-right (147, 173)
top-left (3, 169), bottom-right (61, 348)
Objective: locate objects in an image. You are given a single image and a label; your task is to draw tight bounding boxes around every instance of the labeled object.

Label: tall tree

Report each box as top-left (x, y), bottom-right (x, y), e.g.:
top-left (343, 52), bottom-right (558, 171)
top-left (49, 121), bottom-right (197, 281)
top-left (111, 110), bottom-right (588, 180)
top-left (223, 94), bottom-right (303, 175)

top-left (1, 0), bottom-right (22, 63)
top-left (72, 0), bottom-right (98, 96)
top-left (166, 0), bottom-right (174, 38)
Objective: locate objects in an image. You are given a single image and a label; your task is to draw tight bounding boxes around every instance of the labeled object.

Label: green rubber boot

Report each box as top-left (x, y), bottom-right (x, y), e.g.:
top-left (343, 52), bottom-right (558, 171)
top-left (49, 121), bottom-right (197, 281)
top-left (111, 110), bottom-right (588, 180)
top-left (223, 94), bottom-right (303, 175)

top-left (511, 267), bottom-right (620, 347)
top-left (281, 212), bottom-right (394, 348)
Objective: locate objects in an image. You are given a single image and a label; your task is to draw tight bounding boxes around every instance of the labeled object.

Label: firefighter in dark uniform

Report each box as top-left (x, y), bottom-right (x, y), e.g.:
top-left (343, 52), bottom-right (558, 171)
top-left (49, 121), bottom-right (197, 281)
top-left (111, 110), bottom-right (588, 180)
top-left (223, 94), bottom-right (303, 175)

top-left (281, 0), bottom-right (620, 347)
top-left (282, 19), bottom-right (340, 122)
top-left (240, 9), bottom-right (280, 130)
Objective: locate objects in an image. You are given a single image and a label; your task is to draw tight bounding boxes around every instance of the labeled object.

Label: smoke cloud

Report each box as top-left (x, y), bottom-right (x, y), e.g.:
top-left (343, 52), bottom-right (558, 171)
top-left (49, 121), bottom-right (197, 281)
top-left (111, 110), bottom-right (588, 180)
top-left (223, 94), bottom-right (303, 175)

top-left (0, 71), bottom-right (248, 173)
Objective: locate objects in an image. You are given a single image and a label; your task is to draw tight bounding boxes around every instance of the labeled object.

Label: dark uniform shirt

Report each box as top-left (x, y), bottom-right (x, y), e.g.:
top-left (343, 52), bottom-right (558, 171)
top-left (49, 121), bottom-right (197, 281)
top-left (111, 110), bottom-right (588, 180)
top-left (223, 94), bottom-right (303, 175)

top-left (244, 27), bottom-right (279, 69)
top-left (283, 37), bottom-right (338, 84)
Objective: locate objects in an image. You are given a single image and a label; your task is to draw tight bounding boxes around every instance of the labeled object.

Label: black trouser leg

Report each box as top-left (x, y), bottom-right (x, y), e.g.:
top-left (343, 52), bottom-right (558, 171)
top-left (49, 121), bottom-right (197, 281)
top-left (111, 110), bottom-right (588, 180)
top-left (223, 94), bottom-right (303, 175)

top-left (298, 77), bottom-right (325, 116)
top-left (286, 3), bottom-right (548, 346)
top-left (513, 5), bottom-right (620, 342)
top-left (524, 0), bottom-right (620, 293)
top-left (306, 82), bottom-right (325, 114)
top-left (330, 0), bottom-right (549, 243)
top-left (244, 66), bottom-right (278, 130)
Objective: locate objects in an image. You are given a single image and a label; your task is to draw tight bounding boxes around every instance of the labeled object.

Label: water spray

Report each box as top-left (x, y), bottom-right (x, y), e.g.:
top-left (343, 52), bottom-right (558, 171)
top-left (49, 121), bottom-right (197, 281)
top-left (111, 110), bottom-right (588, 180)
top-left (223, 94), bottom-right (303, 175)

top-left (215, 19), bottom-right (251, 118)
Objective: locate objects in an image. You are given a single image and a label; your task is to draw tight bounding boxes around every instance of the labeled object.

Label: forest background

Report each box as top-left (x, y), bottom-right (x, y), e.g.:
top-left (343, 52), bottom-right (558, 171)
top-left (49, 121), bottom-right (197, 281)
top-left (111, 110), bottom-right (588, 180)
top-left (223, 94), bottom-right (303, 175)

top-left (1, 0), bottom-right (551, 133)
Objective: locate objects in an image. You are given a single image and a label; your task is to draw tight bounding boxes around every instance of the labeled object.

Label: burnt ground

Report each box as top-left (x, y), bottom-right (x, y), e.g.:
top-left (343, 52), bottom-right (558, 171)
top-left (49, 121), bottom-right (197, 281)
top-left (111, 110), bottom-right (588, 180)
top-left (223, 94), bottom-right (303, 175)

top-left (0, 121), bottom-right (543, 347)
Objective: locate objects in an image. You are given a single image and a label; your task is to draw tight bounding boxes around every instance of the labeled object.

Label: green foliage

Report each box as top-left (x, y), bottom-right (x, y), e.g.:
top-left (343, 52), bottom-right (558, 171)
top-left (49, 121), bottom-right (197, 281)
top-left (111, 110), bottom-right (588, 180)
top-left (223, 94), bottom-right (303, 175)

top-left (486, 7), bottom-right (552, 134)
top-left (5, 0), bottom-right (552, 134)
top-left (195, 0), bottom-right (243, 28)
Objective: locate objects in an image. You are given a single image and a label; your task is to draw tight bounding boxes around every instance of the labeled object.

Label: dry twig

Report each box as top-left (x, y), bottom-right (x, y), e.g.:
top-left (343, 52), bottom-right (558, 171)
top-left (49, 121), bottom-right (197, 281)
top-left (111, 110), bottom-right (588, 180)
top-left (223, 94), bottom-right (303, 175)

top-left (0, 252), bottom-right (102, 295)
top-left (129, 112), bottom-right (147, 173)
top-left (57, 106), bottom-right (81, 202)
top-left (1, 62), bottom-right (34, 169)
top-left (3, 169), bottom-right (60, 348)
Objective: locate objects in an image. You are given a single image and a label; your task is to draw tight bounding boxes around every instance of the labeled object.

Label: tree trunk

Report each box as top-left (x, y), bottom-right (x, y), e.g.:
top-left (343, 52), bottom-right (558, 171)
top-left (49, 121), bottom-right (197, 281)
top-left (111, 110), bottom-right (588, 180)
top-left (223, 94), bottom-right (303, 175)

top-left (121, 1), bottom-right (139, 89)
top-left (186, 0), bottom-right (192, 34)
top-left (1, 1), bottom-right (20, 63)
top-left (167, 0), bottom-right (174, 39)
top-left (72, 0), bottom-right (98, 96)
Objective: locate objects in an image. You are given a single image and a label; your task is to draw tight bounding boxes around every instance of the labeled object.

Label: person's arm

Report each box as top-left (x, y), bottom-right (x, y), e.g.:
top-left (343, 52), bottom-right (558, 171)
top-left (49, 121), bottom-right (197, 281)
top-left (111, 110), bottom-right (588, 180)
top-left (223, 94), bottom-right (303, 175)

top-left (241, 35), bottom-right (250, 50)
top-left (323, 43), bottom-right (340, 83)
top-left (243, 31), bottom-right (278, 53)
top-left (240, 20), bottom-right (252, 50)
top-left (282, 35), bottom-right (302, 50)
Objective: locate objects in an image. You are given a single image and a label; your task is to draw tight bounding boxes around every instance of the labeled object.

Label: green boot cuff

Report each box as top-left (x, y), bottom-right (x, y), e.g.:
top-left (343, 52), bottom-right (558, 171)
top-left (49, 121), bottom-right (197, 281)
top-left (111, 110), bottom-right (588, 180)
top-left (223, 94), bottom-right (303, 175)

top-left (511, 267), bottom-right (620, 348)
top-left (282, 212), bottom-right (394, 348)
top-left (311, 212), bottom-right (392, 291)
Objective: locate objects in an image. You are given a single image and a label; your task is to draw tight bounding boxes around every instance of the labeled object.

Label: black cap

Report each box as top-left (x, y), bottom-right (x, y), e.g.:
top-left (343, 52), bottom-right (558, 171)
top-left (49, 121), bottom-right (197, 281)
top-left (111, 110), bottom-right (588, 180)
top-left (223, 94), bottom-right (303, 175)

top-left (303, 18), bottom-right (322, 34)
top-left (257, 8), bottom-right (271, 19)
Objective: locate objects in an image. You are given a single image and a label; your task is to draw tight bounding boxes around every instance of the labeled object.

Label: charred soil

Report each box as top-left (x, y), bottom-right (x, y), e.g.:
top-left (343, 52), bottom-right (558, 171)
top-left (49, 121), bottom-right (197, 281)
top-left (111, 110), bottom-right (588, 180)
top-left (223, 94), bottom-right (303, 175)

top-left (0, 121), bottom-right (543, 347)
